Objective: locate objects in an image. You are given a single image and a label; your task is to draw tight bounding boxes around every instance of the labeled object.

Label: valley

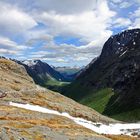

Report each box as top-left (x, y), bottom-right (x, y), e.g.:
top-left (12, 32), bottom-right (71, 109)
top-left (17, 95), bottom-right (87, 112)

top-left (15, 59), bottom-right (77, 93)
top-left (1, 29), bottom-right (140, 139)
top-left (0, 49), bottom-right (140, 139)
top-left (1, 0), bottom-right (140, 139)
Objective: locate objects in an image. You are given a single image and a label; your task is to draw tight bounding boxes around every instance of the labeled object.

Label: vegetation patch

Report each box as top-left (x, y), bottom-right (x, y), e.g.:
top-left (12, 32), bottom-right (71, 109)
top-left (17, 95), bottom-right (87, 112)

top-left (44, 78), bottom-right (70, 92)
top-left (80, 88), bottom-right (114, 113)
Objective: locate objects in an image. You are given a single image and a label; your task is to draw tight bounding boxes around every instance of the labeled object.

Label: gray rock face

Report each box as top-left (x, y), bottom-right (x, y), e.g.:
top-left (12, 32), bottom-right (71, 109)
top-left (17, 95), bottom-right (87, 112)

top-left (99, 29), bottom-right (140, 107)
top-left (101, 29), bottom-right (140, 58)
top-left (103, 29), bottom-right (140, 104)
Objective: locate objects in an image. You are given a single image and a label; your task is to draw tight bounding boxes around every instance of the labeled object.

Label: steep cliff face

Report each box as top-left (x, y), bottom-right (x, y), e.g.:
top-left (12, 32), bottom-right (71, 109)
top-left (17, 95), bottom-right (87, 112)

top-left (100, 29), bottom-right (140, 93)
top-left (0, 57), bottom-right (115, 140)
top-left (64, 29), bottom-right (140, 121)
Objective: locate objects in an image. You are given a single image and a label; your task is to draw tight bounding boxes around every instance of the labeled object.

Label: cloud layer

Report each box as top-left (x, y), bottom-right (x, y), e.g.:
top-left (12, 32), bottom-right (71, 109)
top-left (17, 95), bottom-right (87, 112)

top-left (0, 0), bottom-right (140, 66)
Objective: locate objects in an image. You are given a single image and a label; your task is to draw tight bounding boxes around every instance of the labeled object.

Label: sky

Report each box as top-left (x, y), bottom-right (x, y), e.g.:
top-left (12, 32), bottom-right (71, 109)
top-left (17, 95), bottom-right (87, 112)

top-left (0, 0), bottom-right (140, 67)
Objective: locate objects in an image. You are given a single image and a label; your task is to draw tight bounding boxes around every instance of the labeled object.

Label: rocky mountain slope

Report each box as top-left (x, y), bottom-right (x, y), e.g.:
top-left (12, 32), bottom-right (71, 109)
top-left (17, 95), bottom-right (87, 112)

top-left (63, 29), bottom-right (140, 122)
top-left (0, 57), bottom-right (119, 140)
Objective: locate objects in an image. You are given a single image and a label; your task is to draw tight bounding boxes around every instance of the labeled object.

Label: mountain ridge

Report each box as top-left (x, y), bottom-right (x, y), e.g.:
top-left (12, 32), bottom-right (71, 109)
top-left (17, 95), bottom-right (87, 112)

top-left (13, 59), bottom-right (68, 86)
top-left (63, 28), bottom-right (140, 122)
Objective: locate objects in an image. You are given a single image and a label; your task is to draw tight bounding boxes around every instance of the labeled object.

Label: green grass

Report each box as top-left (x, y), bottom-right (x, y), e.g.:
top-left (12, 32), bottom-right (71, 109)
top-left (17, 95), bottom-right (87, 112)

top-left (80, 88), bottom-right (114, 113)
top-left (45, 78), bottom-right (70, 87)
top-left (78, 88), bottom-right (140, 122)
top-left (44, 78), bottom-right (70, 92)
top-left (43, 76), bottom-right (140, 122)
top-left (110, 108), bottom-right (140, 122)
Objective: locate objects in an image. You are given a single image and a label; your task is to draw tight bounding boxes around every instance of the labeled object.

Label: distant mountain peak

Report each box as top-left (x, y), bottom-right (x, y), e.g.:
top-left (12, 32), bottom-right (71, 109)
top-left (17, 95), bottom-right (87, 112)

top-left (22, 59), bottom-right (41, 66)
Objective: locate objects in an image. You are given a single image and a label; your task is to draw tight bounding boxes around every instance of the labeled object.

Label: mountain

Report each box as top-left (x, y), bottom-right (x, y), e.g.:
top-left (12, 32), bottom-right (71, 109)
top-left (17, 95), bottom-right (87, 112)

top-left (63, 28), bottom-right (140, 122)
top-left (15, 59), bottom-right (67, 86)
top-left (15, 60), bottom-right (82, 92)
top-left (0, 57), bottom-right (120, 140)
top-left (53, 66), bottom-right (82, 81)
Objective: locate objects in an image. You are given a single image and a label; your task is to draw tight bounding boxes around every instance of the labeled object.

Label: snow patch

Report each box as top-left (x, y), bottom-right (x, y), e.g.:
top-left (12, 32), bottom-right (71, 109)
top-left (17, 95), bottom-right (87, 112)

top-left (135, 31), bottom-right (139, 34)
top-left (9, 102), bottom-right (140, 137)
top-left (22, 60), bottom-right (38, 66)
top-left (119, 50), bottom-right (127, 57)
top-left (133, 42), bottom-right (136, 45)
top-left (117, 42), bottom-right (120, 45)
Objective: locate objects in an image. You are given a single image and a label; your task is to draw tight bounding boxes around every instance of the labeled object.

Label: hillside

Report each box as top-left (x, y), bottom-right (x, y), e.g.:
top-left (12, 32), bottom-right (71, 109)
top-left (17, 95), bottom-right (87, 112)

top-left (22, 60), bottom-right (66, 82)
top-left (63, 29), bottom-right (140, 122)
top-left (12, 59), bottom-right (70, 91)
top-left (0, 57), bottom-right (118, 140)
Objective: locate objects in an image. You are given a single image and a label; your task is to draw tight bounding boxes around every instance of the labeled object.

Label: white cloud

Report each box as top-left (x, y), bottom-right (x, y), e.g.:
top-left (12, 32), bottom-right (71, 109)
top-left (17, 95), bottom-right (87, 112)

top-left (113, 18), bottom-right (131, 28)
top-left (133, 7), bottom-right (140, 17)
top-left (0, 49), bottom-right (17, 55)
top-left (37, 0), bottom-right (115, 43)
top-left (34, 0), bottom-right (96, 14)
top-left (131, 19), bottom-right (140, 28)
top-left (26, 0), bottom-right (115, 65)
top-left (135, 0), bottom-right (140, 4)
top-left (56, 58), bottom-right (67, 62)
top-left (129, 7), bottom-right (140, 28)
top-left (0, 36), bottom-right (27, 50)
top-left (119, 2), bottom-right (132, 9)
top-left (111, 0), bottom-right (122, 3)
top-left (26, 39), bottom-right (102, 65)
top-left (26, 32), bottom-right (53, 46)
top-left (0, 36), bottom-right (28, 56)
top-left (0, 0), bottom-right (137, 66)
top-left (14, 0), bottom-right (116, 65)
top-left (0, 1), bottom-right (37, 36)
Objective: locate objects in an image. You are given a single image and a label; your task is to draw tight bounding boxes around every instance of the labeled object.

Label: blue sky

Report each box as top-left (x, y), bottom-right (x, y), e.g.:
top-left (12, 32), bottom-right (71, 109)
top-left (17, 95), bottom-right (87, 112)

top-left (0, 0), bottom-right (140, 66)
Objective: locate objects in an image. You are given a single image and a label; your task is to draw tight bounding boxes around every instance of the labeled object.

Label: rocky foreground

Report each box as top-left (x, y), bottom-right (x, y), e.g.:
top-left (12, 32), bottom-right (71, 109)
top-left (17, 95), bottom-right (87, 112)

top-left (0, 58), bottom-right (139, 140)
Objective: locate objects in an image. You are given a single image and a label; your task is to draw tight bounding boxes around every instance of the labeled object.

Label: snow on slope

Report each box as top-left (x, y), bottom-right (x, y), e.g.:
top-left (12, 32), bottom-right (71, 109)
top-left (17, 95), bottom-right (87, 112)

top-left (10, 102), bottom-right (140, 137)
top-left (22, 60), bottom-right (38, 66)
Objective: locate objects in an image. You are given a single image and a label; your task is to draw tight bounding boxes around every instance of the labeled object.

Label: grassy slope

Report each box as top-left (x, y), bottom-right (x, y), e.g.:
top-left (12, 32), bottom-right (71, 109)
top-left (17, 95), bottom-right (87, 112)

top-left (110, 108), bottom-right (140, 122)
top-left (78, 88), bottom-right (140, 122)
top-left (80, 88), bottom-right (114, 114)
top-left (38, 72), bottom-right (140, 122)
top-left (44, 78), bottom-right (70, 92)
top-left (63, 81), bottom-right (92, 101)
